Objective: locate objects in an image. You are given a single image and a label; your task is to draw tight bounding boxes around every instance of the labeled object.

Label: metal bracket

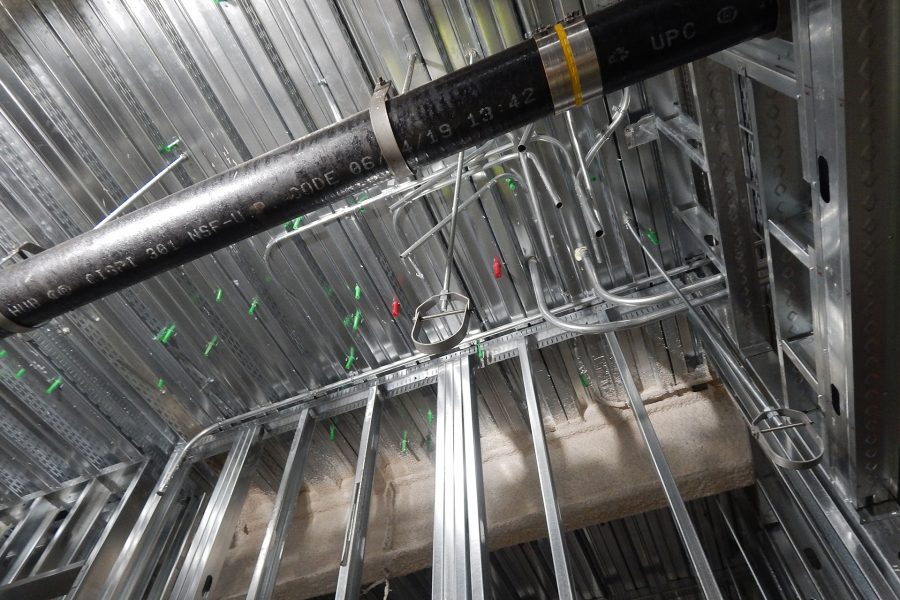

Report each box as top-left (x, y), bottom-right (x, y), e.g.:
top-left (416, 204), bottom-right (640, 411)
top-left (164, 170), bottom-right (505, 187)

top-left (625, 113), bottom-right (708, 171)
top-left (749, 406), bottom-right (824, 470)
top-left (655, 114), bottom-right (708, 172)
top-left (411, 292), bottom-right (472, 355)
top-left (369, 79), bottom-right (414, 180)
top-left (623, 114), bottom-right (659, 149)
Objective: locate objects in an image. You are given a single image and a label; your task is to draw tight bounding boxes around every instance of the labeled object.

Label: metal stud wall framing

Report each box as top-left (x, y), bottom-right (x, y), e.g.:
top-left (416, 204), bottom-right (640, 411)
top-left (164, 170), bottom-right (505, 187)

top-left (0, 0), bottom-right (895, 598)
top-left (0, 461), bottom-right (153, 600)
top-left (705, 0), bottom-right (899, 525)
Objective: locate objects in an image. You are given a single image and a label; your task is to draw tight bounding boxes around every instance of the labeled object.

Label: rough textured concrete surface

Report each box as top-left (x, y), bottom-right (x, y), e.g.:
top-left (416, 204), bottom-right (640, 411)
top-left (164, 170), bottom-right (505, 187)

top-left (217, 384), bottom-right (753, 599)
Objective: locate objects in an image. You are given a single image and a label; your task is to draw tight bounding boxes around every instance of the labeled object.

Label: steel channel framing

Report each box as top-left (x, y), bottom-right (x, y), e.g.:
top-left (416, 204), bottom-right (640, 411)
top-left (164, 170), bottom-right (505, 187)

top-left (334, 387), bottom-right (382, 599)
top-left (690, 59), bottom-right (771, 356)
top-left (705, 0), bottom-right (900, 511)
top-left (0, 562), bottom-right (85, 600)
top-left (803, 0), bottom-right (899, 509)
top-left (80, 303), bottom-right (896, 599)
top-left (0, 497), bottom-right (57, 586)
top-left (0, 461), bottom-right (148, 600)
top-left (710, 38), bottom-right (797, 99)
top-left (0, 3), bottom-right (896, 597)
top-left (64, 462), bottom-right (153, 598)
top-left (700, 1), bottom-right (899, 592)
top-left (246, 409), bottom-right (315, 600)
top-left (0, 0), bottom-right (779, 506)
top-left (90, 459), bottom-right (193, 600)
top-left (105, 310), bottom-right (725, 599)
top-left (602, 323), bottom-right (722, 600)
top-left (171, 270), bottom-right (722, 469)
top-left (701, 310), bottom-right (900, 599)
top-left (461, 355), bottom-right (489, 599)
top-left (432, 354), bottom-right (489, 600)
top-left (29, 479), bottom-right (109, 574)
top-left (516, 340), bottom-right (575, 600)
top-left (169, 426), bottom-right (259, 600)
top-left (637, 1), bottom-right (899, 586)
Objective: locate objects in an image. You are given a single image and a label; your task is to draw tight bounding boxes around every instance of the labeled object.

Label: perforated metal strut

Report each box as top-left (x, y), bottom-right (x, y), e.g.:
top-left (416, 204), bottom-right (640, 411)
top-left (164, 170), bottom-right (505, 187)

top-left (0, 0), bottom-right (779, 336)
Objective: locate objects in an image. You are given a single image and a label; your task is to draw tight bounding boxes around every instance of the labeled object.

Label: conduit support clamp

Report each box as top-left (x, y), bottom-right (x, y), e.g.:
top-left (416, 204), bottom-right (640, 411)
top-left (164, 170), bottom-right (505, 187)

top-left (749, 406), bottom-right (824, 470)
top-left (369, 78), bottom-right (414, 180)
top-left (411, 292), bottom-right (471, 355)
top-left (535, 14), bottom-right (604, 113)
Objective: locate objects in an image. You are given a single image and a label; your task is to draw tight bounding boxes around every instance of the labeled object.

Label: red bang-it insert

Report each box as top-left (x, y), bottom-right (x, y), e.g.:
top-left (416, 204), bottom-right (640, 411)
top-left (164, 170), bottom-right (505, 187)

top-left (492, 256), bottom-right (503, 279)
top-left (390, 296), bottom-right (401, 318)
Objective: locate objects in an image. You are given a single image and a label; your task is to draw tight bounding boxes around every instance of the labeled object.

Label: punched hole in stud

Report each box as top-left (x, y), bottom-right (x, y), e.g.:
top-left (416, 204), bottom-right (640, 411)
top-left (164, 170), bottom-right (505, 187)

top-left (818, 155), bottom-right (831, 203)
top-left (831, 383), bottom-right (841, 416)
top-left (802, 547), bottom-right (822, 570)
top-left (202, 575), bottom-right (213, 597)
top-left (703, 234), bottom-right (719, 247)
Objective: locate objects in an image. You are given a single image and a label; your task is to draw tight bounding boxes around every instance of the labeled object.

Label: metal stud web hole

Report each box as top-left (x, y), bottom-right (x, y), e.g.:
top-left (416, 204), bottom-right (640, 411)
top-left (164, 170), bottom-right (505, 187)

top-left (830, 383), bottom-right (841, 416)
top-left (818, 155), bottom-right (830, 203)
top-left (802, 547), bottom-right (822, 570)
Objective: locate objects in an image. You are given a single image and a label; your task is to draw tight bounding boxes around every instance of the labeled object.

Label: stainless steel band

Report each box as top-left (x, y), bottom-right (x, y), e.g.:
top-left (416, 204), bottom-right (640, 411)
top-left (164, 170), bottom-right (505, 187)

top-left (535, 15), bottom-right (604, 113)
top-left (369, 79), bottom-right (415, 180)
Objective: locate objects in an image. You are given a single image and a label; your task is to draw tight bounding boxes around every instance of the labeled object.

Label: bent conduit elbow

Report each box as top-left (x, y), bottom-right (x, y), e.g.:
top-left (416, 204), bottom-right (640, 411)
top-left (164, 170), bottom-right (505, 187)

top-left (519, 132), bottom-right (725, 312)
top-left (581, 254), bottom-right (726, 307)
top-left (579, 86), bottom-right (633, 182)
top-left (527, 257), bottom-right (727, 335)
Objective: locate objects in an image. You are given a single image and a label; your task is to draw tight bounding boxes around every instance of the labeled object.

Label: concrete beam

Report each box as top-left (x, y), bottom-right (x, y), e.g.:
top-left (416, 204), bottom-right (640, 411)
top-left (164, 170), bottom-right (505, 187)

top-left (217, 384), bottom-right (753, 599)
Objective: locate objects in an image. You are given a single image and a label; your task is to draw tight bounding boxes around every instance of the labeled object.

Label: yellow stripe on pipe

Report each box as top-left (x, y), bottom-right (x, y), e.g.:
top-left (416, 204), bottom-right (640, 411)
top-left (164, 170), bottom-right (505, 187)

top-left (554, 23), bottom-right (583, 106)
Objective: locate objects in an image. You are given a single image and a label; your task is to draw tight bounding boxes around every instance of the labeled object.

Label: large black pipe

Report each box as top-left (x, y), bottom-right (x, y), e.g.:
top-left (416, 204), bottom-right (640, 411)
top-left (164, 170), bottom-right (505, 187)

top-left (0, 0), bottom-right (778, 335)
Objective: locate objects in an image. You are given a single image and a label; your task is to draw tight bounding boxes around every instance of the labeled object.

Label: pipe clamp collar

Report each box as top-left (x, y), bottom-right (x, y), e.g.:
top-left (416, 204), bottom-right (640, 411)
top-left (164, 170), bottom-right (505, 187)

top-left (535, 15), bottom-right (603, 113)
top-left (369, 79), bottom-right (414, 180)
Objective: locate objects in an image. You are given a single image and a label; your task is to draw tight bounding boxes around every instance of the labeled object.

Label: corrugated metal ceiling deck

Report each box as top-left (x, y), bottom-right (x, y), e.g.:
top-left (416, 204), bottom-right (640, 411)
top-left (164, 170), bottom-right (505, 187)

top-left (0, 0), bottom-right (709, 501)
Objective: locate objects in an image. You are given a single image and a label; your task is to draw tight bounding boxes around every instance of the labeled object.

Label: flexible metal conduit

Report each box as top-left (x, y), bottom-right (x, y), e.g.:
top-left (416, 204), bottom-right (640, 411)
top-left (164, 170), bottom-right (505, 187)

top-left (0, 0), bottom-right (778, 335)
